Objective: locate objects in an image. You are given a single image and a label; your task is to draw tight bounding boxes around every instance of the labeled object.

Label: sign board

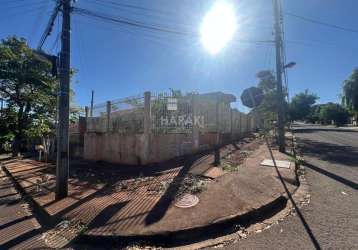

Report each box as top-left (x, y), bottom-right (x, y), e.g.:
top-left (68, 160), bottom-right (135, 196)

top-left (167, 98), bottom-right (178, 111)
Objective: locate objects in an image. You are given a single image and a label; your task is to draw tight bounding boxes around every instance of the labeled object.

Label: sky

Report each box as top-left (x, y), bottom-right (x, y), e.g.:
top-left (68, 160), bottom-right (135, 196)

top-left (1, 0), bottom-right (358, 113)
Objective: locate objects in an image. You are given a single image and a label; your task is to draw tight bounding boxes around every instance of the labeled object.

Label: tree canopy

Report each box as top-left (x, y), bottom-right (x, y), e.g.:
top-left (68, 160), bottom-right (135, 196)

top-left (241, 70), bottom-right (287, 127)
top-left (0, 37), bottom-right (58, 154)
top-left (289, 90), bottom-right (318, 121)
top-left (306, 103), bottom-right (349, 126)
top-left (342, 68), bottom-right (358, 120)
top-left (319, 103), bottom-right (349, 126)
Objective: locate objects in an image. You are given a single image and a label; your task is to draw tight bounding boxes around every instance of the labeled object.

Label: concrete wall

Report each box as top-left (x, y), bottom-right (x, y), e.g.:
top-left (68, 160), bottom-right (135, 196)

top-left (83, 130), bottom-right (249, 165)
top-left (84, 132), bottom-right (146, 165)
top-left (82, 91), bottom-right (258, 165)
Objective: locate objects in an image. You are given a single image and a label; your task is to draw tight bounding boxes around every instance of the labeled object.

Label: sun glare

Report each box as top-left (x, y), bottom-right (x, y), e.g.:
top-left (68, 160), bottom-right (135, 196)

top-left (200, 1), bottom-right (237, 54)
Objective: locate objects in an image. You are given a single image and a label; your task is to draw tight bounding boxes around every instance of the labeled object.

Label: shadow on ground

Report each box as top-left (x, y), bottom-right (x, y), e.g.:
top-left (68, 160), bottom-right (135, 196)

top-left (295, 136), bottom-right (358, 167)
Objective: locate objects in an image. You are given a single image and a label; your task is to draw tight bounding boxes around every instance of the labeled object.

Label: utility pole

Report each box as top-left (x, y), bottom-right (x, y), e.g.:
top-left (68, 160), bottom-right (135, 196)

top-left (90, 90), bottom-right (94, 117)
top-left (273, 0), bottom-right (285, 153)
top-left (56, 0), bottom-right (71, 199)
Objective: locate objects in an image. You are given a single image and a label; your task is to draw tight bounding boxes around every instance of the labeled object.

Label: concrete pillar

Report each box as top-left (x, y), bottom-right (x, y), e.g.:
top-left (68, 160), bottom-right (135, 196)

top-left (239, 112), bottom-right (243, 136)
top-left (230, 108), bottom-right (233, 141)
top-left (85, 106), bottom-right (89, 119)
top-left (214, 98), bottom-right (221, 166)
top-left (106, 101), bottom-right (111, 132)
top-left (85, 106), bottom-right (89, 133)
top-left (192, 94), bottom-right (199, 150)
top-left (143, 91), bottom-right (151, 164)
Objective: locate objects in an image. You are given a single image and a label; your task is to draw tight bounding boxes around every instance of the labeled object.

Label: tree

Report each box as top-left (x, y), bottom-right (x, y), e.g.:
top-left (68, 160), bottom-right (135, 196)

top-left (0, 37), bottom-right (57, 155)
top-left (257, 70), bottom-right (276, 93)
top-left (241, 70), bottom-right (288, 128)
top-left (306, 104), bottom-right (321, 124)
top-left (289, 90), bottom-right (318, 121)
top-left (342, 68), bottom-right (358, 123)
top-left (319, 103), bottom-right (349, 126)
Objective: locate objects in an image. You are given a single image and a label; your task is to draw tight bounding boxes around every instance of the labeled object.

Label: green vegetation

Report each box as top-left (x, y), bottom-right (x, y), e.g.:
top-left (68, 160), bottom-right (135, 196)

top-left (240, 69), bottom-right (355, 127)
top-left (241, 70), bottom-right (288, 129)
top-left (289, 90), bottom-right (318, 121)
top-left (0, 37), bottom-right (57, 155)
top-left (318, 103), bottom-right (349, 126)
top-left (342, 68), bottom-right (358, 123)
top-left (0, 36), bottom-right (80, 155)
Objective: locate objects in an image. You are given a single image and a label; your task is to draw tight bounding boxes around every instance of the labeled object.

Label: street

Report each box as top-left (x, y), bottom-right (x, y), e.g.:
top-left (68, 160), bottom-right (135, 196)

top-left (221, 124), bottom-right (358, 249)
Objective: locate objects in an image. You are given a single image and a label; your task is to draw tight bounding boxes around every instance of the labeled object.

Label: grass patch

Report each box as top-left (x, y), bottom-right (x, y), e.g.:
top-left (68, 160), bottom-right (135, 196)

top-left (222, 162), bottom-right (239, 172)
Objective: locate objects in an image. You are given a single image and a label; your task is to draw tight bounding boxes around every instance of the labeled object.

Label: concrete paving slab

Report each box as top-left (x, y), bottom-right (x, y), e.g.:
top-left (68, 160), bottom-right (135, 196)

top-left (260, 159), bottom-right (291, 169)
top-left (202, 167), bottom-right (225, 179)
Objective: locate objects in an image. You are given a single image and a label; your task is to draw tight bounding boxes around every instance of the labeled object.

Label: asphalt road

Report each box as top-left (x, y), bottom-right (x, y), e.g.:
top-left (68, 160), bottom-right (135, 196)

top-left (220, 125), bottom-right (358, 250)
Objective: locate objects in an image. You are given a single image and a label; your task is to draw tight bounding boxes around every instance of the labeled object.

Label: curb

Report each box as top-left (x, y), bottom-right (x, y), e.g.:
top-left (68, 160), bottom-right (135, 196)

top-left (76, 195), bottom-right (288, 248)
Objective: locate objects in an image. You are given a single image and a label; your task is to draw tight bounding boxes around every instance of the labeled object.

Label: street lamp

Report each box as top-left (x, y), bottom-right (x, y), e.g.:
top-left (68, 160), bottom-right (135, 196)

top-left (284, 61), bottom-right (296, 69)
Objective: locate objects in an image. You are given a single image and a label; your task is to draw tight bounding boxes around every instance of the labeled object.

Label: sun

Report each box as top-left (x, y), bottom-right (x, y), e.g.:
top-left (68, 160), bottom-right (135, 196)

top-left (200, 1), bottom-right (237, 54)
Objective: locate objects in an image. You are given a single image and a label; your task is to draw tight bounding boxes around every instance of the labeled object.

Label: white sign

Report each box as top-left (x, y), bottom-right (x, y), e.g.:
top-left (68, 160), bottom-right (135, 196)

top-left (167, 98), bottom-right (178, 111)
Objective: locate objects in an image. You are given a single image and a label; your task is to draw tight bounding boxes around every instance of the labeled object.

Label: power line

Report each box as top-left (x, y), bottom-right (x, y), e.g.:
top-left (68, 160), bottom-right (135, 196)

top-left (38, 2), bottom-right (61, 50)
top-left (49, 30), bottom-right (61, 53)
top-left (88, 0), bottom-right (174, 15)
top-left (285, 39), bottom-right (358, 50)
top-left (73, 7), bottom-right (273, 46)
top-left (28, 1), bottom-right (52, 46)
top-left (285, 11), bottom-right (358, 35)
top-left (73, 7), bottom-right (198, 37)
top-left (280, 1), bottom-right (289, 102)
top-left (84, 0), bottom-right (194, 32)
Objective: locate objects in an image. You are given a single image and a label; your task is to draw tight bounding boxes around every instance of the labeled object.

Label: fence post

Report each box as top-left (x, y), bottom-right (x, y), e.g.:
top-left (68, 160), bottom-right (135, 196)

top-left (192, 94), bottom-right (199, 151)
top-left (85, 106), bottom-right (89, 119)
top-left (143, 91), bottom-right (151, 164)
top-left (106, 101), bottom-right (111, 133)
top-left (239, 111), bottom-right (242, 139)
top-left (84, 106), bottom-right (89, 132)
top-left (230, 108), bottom-right (233, 141)
top-left (214, 97), bottom-right (220, 166)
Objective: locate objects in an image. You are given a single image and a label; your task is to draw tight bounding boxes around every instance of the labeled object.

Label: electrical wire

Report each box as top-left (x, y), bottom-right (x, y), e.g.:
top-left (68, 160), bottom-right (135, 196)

top-left (83, 0), bottom-right (195, 32)
top-left (73, 7), bottom-right (274, 46)
top-left (28, 0), bottom-right (52, 46)
top-left (285, 11), bottom-right (358, 35)
top-left (49, 30), bottom-right (61, 53)
top-left (88, 0), bottom-right (174, 16)
top-left (280, 1), bottom-right (289, 102)
top-left (38, 2), bottom-right (62, 50)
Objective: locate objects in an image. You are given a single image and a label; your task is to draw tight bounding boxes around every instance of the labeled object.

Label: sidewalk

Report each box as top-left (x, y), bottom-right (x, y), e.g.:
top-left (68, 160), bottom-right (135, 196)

top-left (0, 168), bottom-right (47, 249)
top-left (0, 136), bottom-right (299, 248)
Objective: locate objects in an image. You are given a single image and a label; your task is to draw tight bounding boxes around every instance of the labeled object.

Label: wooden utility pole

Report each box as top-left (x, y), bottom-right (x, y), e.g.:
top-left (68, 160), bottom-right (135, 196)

top-left (90, 90), bottom-right (94, 117)
top-left (273, 0), bottom-right (285, 153)
top-left (56, 0), bottom-right (71, 199)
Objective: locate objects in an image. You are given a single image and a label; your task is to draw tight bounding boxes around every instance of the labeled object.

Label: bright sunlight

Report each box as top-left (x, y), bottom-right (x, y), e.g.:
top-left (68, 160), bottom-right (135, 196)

top-left (200, 1), bottom-right (237, 54)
